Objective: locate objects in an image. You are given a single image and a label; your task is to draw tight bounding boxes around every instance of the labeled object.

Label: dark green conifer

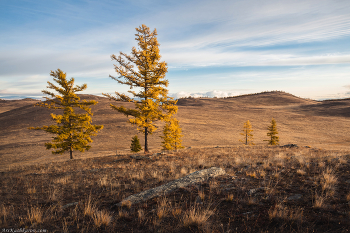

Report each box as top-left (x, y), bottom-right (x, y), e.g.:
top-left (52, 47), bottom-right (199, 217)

top-left (266, 118), bottom-right (279, 145)
top-left (130, 135), bottom-right (142, 153)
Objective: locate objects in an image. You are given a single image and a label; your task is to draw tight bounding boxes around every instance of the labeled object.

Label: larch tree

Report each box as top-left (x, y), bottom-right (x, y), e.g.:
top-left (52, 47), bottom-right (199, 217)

top-left (160, 117), bottom-right (184, 151)
top-left (240, 120), bottom-right (254, 145)
top-left (130, 135), bottom-right (142, 153)
top-left (103, 24), bottom-right (177, 153)
top-left (265, 118), bottom-right (279, 145)
top-left (29, 69), bottom-right (103, 159)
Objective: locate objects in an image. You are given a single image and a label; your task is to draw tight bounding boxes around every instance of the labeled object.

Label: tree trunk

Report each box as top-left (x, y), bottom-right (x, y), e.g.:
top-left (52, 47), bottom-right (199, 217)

top-left (70, 146), bottom-right (73, 159)
top-left (144, 126), bottom-right (149, 153)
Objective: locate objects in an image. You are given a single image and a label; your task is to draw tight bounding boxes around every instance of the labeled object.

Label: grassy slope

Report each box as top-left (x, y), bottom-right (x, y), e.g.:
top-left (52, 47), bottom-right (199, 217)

top-left (1, 91), bottom-right (350, 170)
top-left (1, 91), bottom-right (350, 232)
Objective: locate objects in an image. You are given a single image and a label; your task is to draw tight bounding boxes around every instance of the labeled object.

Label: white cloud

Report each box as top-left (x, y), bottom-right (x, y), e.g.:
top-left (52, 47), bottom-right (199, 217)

top-left (171, 90), bottom-right (242, 99)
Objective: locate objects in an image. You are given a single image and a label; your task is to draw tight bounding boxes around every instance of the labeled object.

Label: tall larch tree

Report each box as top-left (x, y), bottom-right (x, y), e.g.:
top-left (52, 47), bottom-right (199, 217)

top-left (103, 24), bottom-right (177, 153)
top-left (29, 69), bottom-right (103, 159)
top-left (240, 120), bottom-right (254, 145)
top-left (266, 118), bottom-right (279, 145)
top-left (160, 117), bottom-right (184, 151)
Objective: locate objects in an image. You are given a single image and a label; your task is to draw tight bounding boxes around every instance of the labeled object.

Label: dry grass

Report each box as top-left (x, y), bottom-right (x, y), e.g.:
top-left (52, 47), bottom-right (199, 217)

top-left (92, 209), bottom-right (112, 227)
top-left (0, 146), bottom-right (349, 232)
top-left (313, 193), bottom-right (326, 208)
top-left (27, 206), bottom-right (43, 224)
top-left (54, 175), bottom-right (70, 185)
top-left (182, 206), bottom-right (215, 227)
top-left (321, 168), bottom-right (338, 191)
top-left (268, 203), bottom-right (304, 222)
top-left (84, 196), bottom-right (96, 217)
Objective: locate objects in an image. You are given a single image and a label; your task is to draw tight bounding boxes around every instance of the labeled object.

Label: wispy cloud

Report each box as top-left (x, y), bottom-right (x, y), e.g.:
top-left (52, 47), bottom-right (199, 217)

top-left (1, 0), bottom-right (350, 99)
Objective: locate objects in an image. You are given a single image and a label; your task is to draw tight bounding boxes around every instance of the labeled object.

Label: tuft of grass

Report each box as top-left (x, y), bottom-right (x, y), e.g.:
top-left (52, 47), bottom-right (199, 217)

top-left (297, 169), bottom-right (306, 175)
top-left (99, 175), bottom-right (109, 186)
top-left (27, 206), bottom-right (43, 224)
top-left (54, 176), bottom-right (70, 185)
top-left (172, 208), bottom-right (182, 217)
top-left (0, 205), bottom-right (7, 224)
top-left (198, 190), bottom-right (205, 201)
top-left (118, 210), bottom-right (129, 219)
top-left (131, 171), bottom-right (145, 180)
top-left (120, 200), bottom-right (132, 209)
top-left (27, 187), bottom-right (36, 194)
top-left (313, 193), bottom-right (325, 208)
top-left (226, 194), bottom-right (234, 202)
top-left (321, 168), bottom-right (337, 191)
top-left (246, 171), bottom-right (257, 178)
top-left (152, 171), bottom-right (164, 181)
top-left (137, 209), bottom-right (145, 222)
top-left (49, 187), bottom-right (60, 201)
top-left (182, 206), bottom-right (214, 227)
top-left (84, 196), bottom-right (96, 217)
top-left (268, 203), bottom-right (303, 222)
top-left (93, 209), bottom-right (112, 227)
top-left (180, 167), bottom-right (188, 175)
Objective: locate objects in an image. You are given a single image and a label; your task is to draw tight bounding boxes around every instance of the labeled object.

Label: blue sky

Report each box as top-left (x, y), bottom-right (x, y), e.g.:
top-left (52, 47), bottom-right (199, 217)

top-left (1, 0), bottom-right (350, 100)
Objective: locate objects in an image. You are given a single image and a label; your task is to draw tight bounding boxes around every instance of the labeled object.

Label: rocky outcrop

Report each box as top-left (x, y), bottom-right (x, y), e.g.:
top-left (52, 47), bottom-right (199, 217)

top-left (114, 167), bottom-right (226, 207)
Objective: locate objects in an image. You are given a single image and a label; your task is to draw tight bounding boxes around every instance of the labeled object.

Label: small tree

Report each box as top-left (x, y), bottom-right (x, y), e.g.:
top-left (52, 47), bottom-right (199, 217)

top-left (130, 135), bottom-right (142, 153)
top-left (240, 120), bottom-right (254, 145)
top-left (265, 118), bottom-right (279, 145)
top-left (160, 118), bottom-right (184, 151)
top-left (103, 24), bottom-right (177, 153)
top-left (29, 69), bottom-right (103, 159)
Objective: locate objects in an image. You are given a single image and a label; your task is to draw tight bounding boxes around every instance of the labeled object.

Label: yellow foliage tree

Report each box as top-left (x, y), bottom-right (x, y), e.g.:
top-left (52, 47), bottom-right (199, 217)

top-left (240, 120), bottom-right (254, 145)
top-left (266, 118), bottom-right (279, 145)
top-left (29, 69), bottom-right (103, 159)
top-left (160, 118), bottom-right (184, 151)
top-left (103, 24), bottom-right (177, 153)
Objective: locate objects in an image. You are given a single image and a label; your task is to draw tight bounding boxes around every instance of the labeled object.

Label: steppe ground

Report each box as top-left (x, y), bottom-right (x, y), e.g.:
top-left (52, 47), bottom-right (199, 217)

top-left (1, 91), bottom-right (350, 170)
top-left (1, 91), bottom-right (350, 232)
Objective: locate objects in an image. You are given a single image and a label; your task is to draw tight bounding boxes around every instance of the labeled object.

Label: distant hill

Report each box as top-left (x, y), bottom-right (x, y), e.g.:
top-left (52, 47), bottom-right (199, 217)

top-left (177, 91), bottom-right (318, 106)
top-left (2, 91), bottom-right (350, 170)
top-left (0, 98), bottom-right (39, 114)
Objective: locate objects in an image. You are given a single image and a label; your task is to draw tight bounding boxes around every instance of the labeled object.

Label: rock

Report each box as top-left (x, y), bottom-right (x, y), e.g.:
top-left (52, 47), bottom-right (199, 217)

top-left (61, 202), bottom-right (79, 209)
top-left (287, 194), bottom-right (302, 201)
top-left (248, 187), bottom-right (270, 196)
top-left (130, 155), bottom-right (151, 160)
top-left (281, 144), bottom-right (298, 148)
top-left (114, 167), bottom-right (226, 207)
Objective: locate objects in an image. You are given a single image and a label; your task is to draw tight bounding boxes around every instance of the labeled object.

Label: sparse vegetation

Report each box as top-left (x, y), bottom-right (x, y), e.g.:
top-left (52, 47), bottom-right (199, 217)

top-left (1, 146), bottom-right (349, 232)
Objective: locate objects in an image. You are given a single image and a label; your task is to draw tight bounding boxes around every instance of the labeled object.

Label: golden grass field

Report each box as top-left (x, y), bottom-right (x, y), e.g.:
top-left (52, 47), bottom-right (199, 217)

top-left (1, 91), bottom-right (350, 170)
top-left (1, 91), bottom-right (350, 232)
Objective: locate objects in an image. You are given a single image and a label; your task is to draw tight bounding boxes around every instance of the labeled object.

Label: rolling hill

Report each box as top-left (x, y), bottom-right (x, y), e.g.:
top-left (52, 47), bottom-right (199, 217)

top-left (1, 91), bottom-right (350, 170)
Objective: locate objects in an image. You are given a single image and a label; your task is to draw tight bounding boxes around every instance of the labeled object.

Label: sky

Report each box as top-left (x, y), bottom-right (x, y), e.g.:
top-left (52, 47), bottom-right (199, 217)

top-left (1, 0), bottom-right (350, 100)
